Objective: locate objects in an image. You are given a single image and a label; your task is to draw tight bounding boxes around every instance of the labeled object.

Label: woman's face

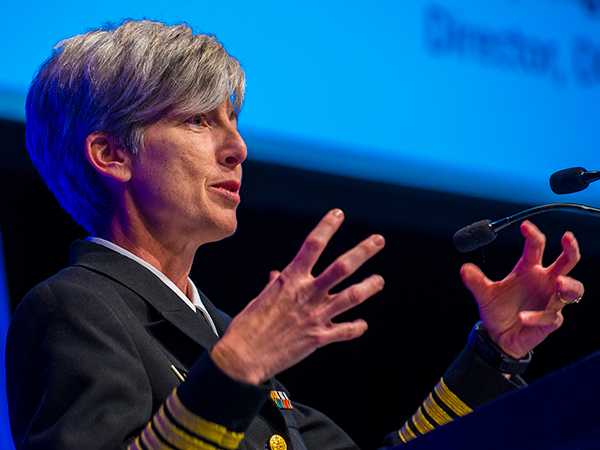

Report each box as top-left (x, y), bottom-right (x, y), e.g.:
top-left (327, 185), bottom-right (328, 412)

top-left (127, 101), bottom-right (247, 244)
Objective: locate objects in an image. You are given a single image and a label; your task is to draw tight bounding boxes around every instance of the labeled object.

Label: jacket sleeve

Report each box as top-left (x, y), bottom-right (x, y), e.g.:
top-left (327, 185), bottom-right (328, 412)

top-left (269, 342), bottom-right (523, 450)
top-left (380, 342), bottom-right (526, 447)
top-left (6, 280), bottom-right (268, 450)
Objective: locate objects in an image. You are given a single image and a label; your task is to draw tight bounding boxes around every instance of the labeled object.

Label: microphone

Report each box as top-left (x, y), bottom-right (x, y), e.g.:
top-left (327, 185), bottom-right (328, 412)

top-left (453, 203), bottom-right (600, 253)
top-left (550, 167), bottom-right (600, 194)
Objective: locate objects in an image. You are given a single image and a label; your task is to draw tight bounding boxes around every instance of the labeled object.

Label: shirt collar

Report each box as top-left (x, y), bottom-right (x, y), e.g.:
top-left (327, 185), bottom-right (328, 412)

top-left (86, 237), bottom-right (218, 335)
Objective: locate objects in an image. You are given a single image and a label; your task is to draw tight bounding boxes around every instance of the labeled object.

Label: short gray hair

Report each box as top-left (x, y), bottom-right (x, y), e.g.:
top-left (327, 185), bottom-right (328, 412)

top-left (26, 19), bottom-right (245, 233)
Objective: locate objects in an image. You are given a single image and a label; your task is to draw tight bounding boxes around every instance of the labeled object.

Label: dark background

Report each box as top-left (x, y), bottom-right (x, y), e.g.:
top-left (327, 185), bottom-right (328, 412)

top-left (2, 118), bottom-right (599, 448)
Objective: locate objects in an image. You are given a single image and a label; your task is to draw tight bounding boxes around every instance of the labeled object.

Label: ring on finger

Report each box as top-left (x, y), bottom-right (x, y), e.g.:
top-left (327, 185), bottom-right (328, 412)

top-left (558, 293), bottom-right (583, 305)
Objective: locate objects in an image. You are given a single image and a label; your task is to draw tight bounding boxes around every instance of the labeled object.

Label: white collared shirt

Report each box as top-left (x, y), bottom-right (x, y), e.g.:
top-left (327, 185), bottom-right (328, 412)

top-left (87, 237), bottom-right (219, 336)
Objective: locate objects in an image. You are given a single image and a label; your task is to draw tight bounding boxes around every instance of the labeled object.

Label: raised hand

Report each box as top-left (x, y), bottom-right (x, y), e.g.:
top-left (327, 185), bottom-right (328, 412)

top-left (460, 220), bottom-right (584, 358)
top-left (211, 209), bottom-right (385, 385)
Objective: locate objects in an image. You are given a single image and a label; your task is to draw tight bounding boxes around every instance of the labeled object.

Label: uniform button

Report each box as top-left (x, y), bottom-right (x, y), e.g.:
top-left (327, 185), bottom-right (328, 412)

top-left (268, 434), bottom-right (287, 450)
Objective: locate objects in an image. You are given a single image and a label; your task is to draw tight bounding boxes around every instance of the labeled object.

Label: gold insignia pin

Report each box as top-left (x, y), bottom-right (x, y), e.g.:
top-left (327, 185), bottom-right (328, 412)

top-left (269, 434), bottom-right (287, 450)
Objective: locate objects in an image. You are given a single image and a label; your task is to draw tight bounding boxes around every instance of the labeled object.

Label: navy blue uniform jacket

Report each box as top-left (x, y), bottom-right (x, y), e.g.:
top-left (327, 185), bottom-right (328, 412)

top-left (6, 240), bottom-right (520, 449)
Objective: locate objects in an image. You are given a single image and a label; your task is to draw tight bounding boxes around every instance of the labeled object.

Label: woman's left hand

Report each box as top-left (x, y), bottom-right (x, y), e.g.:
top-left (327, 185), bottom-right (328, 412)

top-left (460, 220), bottom-right (584, 358)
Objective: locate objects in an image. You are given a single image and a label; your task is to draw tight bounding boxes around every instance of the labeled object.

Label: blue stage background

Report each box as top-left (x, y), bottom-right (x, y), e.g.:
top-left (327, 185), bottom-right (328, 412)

top-left (2, 1), bottom-right (600, 205)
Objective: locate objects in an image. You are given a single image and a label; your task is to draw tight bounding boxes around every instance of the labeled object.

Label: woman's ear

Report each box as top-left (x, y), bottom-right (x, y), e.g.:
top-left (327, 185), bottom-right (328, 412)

top-left (84, 132), bottom-right (132, 183)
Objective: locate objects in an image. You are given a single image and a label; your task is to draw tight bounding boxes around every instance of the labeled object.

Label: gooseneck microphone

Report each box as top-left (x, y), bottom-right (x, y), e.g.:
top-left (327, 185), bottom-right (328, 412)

top-left (550, 167), bottom-right (600, 194)
top-left (453, 203), bottom-right (600, 253)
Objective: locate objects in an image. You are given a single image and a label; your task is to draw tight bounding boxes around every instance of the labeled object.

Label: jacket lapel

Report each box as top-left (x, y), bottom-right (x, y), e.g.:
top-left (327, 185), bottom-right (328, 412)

top-left (198, 290), bottom-right (232, 335)
top-left (161, 309), bottom-right (218, 349)
top-left (69, 239), bottom-right (218, 350)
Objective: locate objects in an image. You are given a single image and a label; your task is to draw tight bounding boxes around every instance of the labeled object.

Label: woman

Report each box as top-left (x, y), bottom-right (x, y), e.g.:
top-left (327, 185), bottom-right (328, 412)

top-left (7, 19), bottom-right (584, 450)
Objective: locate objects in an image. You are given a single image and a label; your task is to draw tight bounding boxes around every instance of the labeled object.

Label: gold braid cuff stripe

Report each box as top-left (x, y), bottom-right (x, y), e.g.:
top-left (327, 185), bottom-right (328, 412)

top-left (141, 422), bottom-right (172, 450)
top-left (127, 437), bottom-right (143, 450)
top-left (434, 378), bottom-right (473, 417)
top-left (411, 407), bottom-right (435, 435)
top-left (399, 421), bottom-right (417, 443)
top-left (154, 406), bottom-right (219, 450)
top-left (167, 389), bottom-right (244, 449)
top-left (423, 393), bottom-right (453, 425)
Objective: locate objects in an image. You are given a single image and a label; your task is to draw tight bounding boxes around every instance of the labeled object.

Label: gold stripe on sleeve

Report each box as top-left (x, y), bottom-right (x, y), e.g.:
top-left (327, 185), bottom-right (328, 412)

top-left (154, 406), bottom-right (218, 450)
top-left (434, 378), bottom-right (473, 417)
top-left (399, 422), bottom-right (417, 442)
top-left (397, 429), bottom-right (407, 444)
top-left (141, 422), bottom-right (172, 450)
top-left (423, 393), bottom-right (453, 425)
top-left (166, 389), bottom-right (244, 449)
top-left (127, 437), bottom-right (144, 450)
top-left (411, 407), bottom-right (435, 434)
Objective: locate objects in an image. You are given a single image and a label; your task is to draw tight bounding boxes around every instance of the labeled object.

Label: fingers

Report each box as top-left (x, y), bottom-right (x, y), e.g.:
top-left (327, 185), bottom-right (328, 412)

top-left (519, 310), bottom-right (564, 330)
top-left (548, 275), bottom-right (584, 312)
top-left (518, 220), bottom-right (546, 267)
top-left (547, 231), bottom-right (581, 276)
top-left (557, 275), bottom-right (585, 301)
top-left (288, 209), bottom-right (345, 274)
top-left (317, 319), bottom-right (368, 346)
top-left (460, 263), bottom-right (492, 301)
top-left (314, 234), bottom-right (385, 291)
top-left (322, 275), bottom-right (385, 319)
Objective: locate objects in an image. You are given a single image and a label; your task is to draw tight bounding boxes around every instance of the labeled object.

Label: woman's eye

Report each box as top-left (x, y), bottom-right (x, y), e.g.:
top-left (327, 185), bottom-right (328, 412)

top-left (187, 114), bottom-right (208, 126)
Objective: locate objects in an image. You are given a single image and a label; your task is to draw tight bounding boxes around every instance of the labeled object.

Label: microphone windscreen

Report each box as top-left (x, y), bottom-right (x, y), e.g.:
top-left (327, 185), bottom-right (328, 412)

top-left (453, 219), bottom-right (496, 253)
top-left (550, 167), bottom-right (588, 194)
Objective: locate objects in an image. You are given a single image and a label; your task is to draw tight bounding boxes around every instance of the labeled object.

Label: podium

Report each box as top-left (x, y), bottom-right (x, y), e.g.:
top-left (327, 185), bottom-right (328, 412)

top-left (399, 352), bottom-right (600, 450)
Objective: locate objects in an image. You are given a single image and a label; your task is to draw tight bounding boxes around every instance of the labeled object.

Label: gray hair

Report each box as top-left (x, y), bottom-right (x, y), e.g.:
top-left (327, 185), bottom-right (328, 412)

top-left (25, 19), bottom-right (245, 233)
